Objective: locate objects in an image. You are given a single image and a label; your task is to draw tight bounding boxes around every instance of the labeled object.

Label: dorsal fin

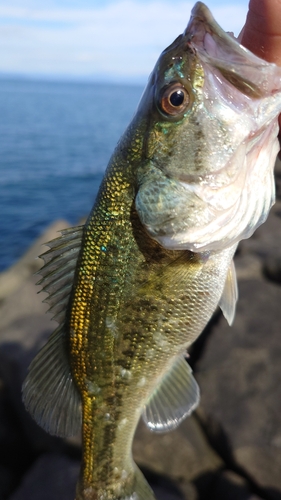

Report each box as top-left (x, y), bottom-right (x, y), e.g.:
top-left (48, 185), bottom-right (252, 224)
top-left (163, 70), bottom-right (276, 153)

top-left (22, 226), bottom-right (84, 437)
top-left (142, 355), bottom-right (200, 433)
top-left (37, 226), bottom-right (83, 318)
top-left (219, 259), bottom-right (238, 326)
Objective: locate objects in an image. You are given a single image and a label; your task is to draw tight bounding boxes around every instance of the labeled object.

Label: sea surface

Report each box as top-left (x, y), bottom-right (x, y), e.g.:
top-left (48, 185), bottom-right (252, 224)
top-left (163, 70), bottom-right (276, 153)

top-left (0, 78), bottom-right (143, 271)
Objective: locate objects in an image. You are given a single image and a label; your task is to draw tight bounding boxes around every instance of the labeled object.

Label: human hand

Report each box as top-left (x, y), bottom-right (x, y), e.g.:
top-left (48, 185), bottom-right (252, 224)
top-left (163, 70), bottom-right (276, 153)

top-left (240, 0), bottom-right (281, 132)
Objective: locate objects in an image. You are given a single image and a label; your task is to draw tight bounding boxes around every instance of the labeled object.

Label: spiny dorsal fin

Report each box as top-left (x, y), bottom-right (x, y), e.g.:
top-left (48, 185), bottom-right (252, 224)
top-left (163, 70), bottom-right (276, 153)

top-left (22, 226), bottom-right (84, 437)
top-left (219, 259), bottom-right (238, 326)
top-left (142, 355), bottom-right (200, 433)
top-left (37, 225), bottom-right (84, 321)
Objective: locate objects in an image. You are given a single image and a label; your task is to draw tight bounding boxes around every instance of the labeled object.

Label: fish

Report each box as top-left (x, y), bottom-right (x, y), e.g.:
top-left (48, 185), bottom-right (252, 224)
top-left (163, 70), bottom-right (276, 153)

top-left (22, 2), bottom-right (281, 499)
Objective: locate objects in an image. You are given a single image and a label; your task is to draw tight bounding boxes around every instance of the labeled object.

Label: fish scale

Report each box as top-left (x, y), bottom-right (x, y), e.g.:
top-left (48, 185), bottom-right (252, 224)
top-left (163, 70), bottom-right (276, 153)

top-left (70, 154), bottom-right (236, 496)
top-left (22, 3), bottom-right (281, 499)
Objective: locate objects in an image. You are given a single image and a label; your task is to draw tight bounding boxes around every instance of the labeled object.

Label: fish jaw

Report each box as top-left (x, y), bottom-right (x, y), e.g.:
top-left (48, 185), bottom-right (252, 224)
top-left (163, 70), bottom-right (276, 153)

top-left (135, 2), bottom-right (281, 253)
top-left (185, 2), bottom-right (281, 98)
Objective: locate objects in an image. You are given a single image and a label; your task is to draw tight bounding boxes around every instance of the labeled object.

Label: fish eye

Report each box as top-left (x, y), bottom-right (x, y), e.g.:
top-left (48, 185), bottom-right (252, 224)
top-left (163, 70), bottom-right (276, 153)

top-left (158, 83), bottom-right (190, 116)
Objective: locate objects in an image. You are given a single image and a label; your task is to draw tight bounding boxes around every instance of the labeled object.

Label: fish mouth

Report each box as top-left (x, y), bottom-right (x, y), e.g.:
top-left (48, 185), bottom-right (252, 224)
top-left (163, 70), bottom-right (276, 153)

top-left (183, 1), bottom-right (279, 99)
top-left (184, 2), bottom-right (251, 59)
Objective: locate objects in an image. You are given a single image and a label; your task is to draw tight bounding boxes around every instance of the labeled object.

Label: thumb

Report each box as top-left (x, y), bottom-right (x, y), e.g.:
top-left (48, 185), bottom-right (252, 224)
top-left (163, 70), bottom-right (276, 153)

top-left (241, 0), bottom-right (281, 65)
top-left (240, 0), bottom-right (281, 138)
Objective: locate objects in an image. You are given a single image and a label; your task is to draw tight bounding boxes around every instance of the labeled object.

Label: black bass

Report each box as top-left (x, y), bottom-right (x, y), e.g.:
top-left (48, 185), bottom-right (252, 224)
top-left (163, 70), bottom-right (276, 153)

top-left (23, 3), bottom-right (281, 499)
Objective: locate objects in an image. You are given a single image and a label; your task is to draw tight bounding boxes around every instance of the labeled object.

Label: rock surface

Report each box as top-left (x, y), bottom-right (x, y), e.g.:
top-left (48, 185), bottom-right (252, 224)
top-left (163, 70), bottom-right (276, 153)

top-left (0, 220), bottom-right (70, 302)
top-left (9, 455), bottom-right (79, 500)
top-left (2, 162), bottom-right (281, 499)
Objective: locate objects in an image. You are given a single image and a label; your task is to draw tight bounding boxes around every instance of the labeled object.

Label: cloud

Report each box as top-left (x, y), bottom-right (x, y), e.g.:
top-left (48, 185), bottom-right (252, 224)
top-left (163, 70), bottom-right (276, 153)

top-left (0, 0), bottom-right (248, 82)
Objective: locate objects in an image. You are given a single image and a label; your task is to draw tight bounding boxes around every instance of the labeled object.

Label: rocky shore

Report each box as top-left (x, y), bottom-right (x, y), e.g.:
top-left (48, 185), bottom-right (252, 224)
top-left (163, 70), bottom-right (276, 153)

top-left (1, 160), bottom-right (281, 500)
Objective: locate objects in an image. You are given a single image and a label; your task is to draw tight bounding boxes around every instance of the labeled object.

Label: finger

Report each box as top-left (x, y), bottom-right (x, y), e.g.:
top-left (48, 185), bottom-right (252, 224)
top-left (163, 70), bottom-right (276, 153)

top-left (241, 0), bottom-right (281, 143)
top-left (241, 0), bottom-right (281, 66)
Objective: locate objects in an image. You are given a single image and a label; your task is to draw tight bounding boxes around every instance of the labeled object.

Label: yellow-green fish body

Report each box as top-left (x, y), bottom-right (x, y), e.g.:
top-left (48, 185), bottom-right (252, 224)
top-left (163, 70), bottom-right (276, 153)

top-left (23, 3), bottom-right (281, 500)
top-left (69, 138), bottom-right (236, 498)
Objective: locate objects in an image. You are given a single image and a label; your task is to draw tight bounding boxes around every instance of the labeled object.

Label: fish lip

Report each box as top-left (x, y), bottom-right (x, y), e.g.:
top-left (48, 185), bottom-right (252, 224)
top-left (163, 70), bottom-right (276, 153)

top-left (183, 2), bottom-right (272, 72)
top-left (183, 2), bottom-right (233, 47)
top-left (180, 2), bottom-right (281, 102)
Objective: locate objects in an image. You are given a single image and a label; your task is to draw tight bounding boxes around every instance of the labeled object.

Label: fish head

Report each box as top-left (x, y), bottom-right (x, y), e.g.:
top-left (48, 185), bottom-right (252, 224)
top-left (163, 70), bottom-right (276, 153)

top-left (135, 2), bottom-right (281, 252)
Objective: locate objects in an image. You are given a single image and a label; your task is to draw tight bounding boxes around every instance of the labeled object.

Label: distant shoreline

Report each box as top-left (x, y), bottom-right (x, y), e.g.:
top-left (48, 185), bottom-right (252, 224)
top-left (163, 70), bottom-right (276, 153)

top-left (0, 72), bottom-right (146, 88)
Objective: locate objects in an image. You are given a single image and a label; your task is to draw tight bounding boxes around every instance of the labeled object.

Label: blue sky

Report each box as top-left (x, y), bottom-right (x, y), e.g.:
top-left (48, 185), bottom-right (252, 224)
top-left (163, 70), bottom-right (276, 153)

top-left (0, 0), bottom-right (249, 83)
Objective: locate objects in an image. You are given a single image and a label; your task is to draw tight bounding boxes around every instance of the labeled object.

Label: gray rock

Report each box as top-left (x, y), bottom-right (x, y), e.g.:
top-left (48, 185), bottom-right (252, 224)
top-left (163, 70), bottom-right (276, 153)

top-left (195, 278), bottom-right (281, 496)
top-left (133, 416), bottom-right (223, 499)
top-left (9, 454), bottom-right (79, 500)
top-left (0, 463), bottom-right (16, 500)
top-left (213, 470), bottom-right (264, 500)
top-left (237, 200), bottom-right (281, 269)
top-left (263, 255), bottom-right (281, 284)
top-left (0, 220), bottom-right (69, 302)
top-left (235, 447), bottom-right (281, 498)
top-left (274, 157), bottom-right (281, 200)
top-left (0, 275), bottom-right (61, 452)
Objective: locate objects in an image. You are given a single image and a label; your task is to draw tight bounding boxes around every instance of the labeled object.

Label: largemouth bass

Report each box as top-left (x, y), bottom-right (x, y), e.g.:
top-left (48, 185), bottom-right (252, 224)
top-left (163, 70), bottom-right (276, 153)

top-left (23, 3), bottom-right (281, 499)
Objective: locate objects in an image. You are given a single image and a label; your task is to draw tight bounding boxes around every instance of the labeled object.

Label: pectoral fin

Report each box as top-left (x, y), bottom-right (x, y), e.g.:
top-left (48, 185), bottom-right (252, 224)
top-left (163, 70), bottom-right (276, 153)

top-left (142, 355), bottom-right (200, 433)
top-left (219, 259), bottom-right (238, 326)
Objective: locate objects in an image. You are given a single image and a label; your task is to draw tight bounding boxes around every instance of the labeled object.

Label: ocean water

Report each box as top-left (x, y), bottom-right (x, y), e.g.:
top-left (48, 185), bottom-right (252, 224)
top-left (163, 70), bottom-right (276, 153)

top-left (0, 78), bottom-right (143, 271)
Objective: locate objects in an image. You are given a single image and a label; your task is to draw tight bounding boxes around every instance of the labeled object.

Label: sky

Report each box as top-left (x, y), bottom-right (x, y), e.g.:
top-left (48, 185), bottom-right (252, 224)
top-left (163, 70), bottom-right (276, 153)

top-left (0, 0), bottom-right (249, 83)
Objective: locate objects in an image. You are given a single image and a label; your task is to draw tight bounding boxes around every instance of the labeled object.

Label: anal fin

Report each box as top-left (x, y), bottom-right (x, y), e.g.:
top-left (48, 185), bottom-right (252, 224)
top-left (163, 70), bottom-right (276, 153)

top-left (142, 355), bottom-right (200, 433)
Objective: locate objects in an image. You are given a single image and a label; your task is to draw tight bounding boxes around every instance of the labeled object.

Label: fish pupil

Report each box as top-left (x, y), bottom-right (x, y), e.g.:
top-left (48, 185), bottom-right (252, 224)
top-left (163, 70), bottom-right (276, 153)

top-left (170, 90), bottom-right (185, 107)
top-left (158, 84), bottom-right (190, 116)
